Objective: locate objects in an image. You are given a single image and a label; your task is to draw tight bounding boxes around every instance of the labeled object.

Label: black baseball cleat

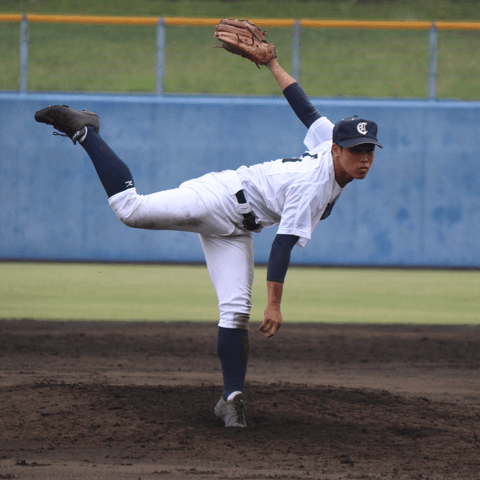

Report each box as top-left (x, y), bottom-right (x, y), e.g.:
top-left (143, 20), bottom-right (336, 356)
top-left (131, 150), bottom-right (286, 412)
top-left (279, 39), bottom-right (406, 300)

top-left (34, 105), bottom-right (100, 145)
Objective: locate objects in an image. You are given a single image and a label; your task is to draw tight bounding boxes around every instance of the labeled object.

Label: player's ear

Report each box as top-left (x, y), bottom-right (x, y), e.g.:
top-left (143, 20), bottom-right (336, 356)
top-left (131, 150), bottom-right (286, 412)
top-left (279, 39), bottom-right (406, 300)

top-left (331, 143), bottom-right (342, 157)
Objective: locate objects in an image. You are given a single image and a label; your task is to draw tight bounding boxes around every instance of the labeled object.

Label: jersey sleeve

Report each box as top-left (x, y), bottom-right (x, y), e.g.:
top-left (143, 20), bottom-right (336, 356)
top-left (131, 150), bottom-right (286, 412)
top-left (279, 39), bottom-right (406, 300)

top-left (276, 185), bottom-right (323, 248)
top-left (275, 166), bottom-right (336, 248)
top-left (304, 117), bottom-right (335, 151)
top-left (276, 206), bottom-right (312, 247)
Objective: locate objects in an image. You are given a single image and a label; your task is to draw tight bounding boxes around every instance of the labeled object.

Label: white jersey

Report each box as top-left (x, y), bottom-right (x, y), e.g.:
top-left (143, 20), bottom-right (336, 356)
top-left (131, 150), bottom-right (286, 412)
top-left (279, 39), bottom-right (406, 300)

top-left (107, 116), bottom-right (343, 329)
top-left (237, 117), bottom-right (343, 247)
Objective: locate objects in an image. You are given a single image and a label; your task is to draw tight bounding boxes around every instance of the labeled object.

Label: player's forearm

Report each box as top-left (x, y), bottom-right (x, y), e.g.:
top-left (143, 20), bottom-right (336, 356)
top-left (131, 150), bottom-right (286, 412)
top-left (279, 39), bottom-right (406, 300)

top-left (265, 58), bottom-right (296, 91)
top-left (267, 280), bottom-right (284, 307)
top-left (259, 281), bottom-right (284, 337)
top-left (267, 234), bottom-right (298, 282)
top-left (265, 59), bottom-right (321, 129)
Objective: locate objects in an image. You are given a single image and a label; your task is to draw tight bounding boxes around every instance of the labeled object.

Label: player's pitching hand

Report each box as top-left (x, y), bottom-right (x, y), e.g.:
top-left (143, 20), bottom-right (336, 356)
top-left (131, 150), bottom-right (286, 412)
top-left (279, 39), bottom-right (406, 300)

top-left (259, 305), bottom-right (282, 338)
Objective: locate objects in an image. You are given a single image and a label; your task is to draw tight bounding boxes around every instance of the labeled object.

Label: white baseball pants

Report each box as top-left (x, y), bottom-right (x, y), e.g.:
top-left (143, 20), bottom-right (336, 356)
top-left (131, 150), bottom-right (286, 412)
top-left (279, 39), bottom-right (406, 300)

top-left (108, 171), bottom-right (255, 330)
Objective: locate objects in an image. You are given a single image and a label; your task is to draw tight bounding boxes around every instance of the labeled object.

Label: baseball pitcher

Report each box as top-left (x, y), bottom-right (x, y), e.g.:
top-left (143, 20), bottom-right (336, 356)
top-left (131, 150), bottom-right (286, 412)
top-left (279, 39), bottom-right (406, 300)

top-left (34, 19), bottom-right (382, 428)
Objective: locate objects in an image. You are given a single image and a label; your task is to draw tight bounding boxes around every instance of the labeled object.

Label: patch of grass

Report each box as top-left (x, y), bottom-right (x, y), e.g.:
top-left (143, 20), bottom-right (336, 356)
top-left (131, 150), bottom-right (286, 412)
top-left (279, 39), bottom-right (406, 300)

top-left (300, 28), bottom-right (431, 98)
top-left (436, 30), bottom-right (480, 99)
top-left (283, 267), bottom-right (480, 324)
top-left (0, 263), bottom-right (217, 321)
top-left (27, 23), bottom-right (157, 93)
top-left (0, 23), bottom-right (20, 90)
top-left (1, 262), bottom-right (479, 324)
top-left (2, 0), bottom-right (479, 21)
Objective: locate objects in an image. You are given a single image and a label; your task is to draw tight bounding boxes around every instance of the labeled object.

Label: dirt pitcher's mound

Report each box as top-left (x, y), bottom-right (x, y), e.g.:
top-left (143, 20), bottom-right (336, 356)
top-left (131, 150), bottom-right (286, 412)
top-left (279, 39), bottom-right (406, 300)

top-left (1, 320), bottom-right (479, 479)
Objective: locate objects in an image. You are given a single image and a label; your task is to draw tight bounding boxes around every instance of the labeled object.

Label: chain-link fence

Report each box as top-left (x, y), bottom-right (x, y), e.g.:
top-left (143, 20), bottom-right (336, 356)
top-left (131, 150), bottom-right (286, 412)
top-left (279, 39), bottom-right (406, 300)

top-left (1, 14), bottom-right (480, 99)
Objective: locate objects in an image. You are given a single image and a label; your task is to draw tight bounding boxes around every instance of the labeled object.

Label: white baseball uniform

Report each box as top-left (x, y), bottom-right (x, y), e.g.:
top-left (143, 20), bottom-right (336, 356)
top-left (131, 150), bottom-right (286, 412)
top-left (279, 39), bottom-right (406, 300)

top-left (108, 116), bottom-right (343, 329)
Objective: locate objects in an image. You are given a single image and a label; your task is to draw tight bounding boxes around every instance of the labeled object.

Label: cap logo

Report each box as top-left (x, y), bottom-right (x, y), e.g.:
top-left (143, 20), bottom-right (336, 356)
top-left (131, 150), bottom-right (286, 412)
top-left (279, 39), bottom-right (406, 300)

top-left (357, 122), bottom-right (368, 135)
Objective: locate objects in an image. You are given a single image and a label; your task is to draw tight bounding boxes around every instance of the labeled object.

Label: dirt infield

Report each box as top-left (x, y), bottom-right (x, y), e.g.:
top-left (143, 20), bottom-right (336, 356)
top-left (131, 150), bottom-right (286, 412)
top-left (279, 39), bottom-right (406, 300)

top-left (1, 320), bottom-right (479, 479)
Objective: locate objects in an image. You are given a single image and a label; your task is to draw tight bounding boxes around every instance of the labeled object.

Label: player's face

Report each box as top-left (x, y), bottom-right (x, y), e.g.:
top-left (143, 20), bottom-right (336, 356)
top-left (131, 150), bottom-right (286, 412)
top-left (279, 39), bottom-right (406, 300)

top-left (333, 143), bottom-right (375, 186)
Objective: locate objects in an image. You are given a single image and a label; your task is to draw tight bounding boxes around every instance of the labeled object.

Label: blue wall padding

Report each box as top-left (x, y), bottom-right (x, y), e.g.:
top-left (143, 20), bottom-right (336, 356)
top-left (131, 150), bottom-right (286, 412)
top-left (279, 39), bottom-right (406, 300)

top-left (1, 92), bottom-right (480, 267)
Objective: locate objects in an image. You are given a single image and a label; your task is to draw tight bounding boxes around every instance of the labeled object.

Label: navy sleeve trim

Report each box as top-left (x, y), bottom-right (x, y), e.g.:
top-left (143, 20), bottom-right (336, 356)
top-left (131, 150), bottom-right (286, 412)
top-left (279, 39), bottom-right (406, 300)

top-left (267, 234), bottom-right (300, 283)
top-left (283, 82), bottom-right (321, 129)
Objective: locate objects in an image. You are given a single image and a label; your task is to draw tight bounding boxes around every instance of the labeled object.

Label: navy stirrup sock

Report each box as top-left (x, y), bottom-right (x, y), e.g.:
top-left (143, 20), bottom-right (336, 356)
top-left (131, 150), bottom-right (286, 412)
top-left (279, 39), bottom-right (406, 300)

top-left (217, 327), bottom-right (249, 400)
top-left (80, 127), bottom-right (135, 198)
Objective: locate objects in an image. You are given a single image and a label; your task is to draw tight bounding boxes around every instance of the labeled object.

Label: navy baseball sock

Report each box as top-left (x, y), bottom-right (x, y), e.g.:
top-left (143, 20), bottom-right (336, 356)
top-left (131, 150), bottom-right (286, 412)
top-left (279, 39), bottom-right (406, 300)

top-left (80, 127), bottom-right (135, 198)
top-left (217, 326), bottom-right (249, 400)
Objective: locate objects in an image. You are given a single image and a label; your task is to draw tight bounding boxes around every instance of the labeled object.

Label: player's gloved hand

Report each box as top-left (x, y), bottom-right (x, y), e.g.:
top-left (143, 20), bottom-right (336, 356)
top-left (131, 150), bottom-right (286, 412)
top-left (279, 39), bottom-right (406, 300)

top-left (214, 18), bottom-right (277, 69)
top-left (259, 304), bottom-right (282, 338)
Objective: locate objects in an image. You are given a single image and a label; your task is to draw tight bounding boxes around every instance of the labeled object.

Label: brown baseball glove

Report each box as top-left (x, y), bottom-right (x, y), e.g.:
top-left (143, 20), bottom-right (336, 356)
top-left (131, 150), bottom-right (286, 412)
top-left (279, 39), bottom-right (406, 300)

top-left (214, 18), bottom-right (277, 68)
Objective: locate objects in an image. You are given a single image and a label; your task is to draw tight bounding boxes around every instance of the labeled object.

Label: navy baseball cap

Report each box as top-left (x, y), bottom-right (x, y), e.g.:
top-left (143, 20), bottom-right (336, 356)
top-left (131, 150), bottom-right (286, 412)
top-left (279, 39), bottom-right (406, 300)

top-left (333, 116), bottom-right (383, 149)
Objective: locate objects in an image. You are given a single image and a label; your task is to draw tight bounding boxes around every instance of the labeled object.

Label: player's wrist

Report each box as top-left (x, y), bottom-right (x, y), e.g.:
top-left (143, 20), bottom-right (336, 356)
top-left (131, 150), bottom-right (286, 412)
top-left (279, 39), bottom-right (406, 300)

top-left (265, 58), bottom-right (279, 70)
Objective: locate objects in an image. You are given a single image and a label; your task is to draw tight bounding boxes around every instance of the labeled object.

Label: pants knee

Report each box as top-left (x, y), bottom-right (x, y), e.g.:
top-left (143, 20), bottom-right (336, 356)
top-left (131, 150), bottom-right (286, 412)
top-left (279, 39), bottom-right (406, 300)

top-left (116, 212), bottom-right (144, 229)
top-left (108, 189), bottom-right (150, 229)
top-left (218, 313), bottom-right (250, 330)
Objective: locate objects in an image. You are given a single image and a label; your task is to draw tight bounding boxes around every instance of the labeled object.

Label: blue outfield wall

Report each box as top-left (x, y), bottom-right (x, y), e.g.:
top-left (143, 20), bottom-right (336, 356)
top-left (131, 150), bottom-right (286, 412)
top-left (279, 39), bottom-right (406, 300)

top-left (1, 92), bottom-right (480, 267)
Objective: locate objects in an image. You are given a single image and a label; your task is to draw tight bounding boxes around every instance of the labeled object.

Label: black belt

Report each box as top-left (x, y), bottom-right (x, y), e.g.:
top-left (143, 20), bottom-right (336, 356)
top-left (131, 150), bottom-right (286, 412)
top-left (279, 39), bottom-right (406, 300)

top-left (235, 190), bottom-right (261, 231)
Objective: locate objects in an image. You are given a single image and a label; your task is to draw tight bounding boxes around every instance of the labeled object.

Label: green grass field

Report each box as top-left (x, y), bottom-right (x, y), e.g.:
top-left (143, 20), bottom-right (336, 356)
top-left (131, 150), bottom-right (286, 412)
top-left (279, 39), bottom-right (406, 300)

top-left (1, 262), bottom-right (479, 325)
top-left (1, 0), bottom-right (480, 99)
top-left (4, 0), bottom-right (479, 19)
